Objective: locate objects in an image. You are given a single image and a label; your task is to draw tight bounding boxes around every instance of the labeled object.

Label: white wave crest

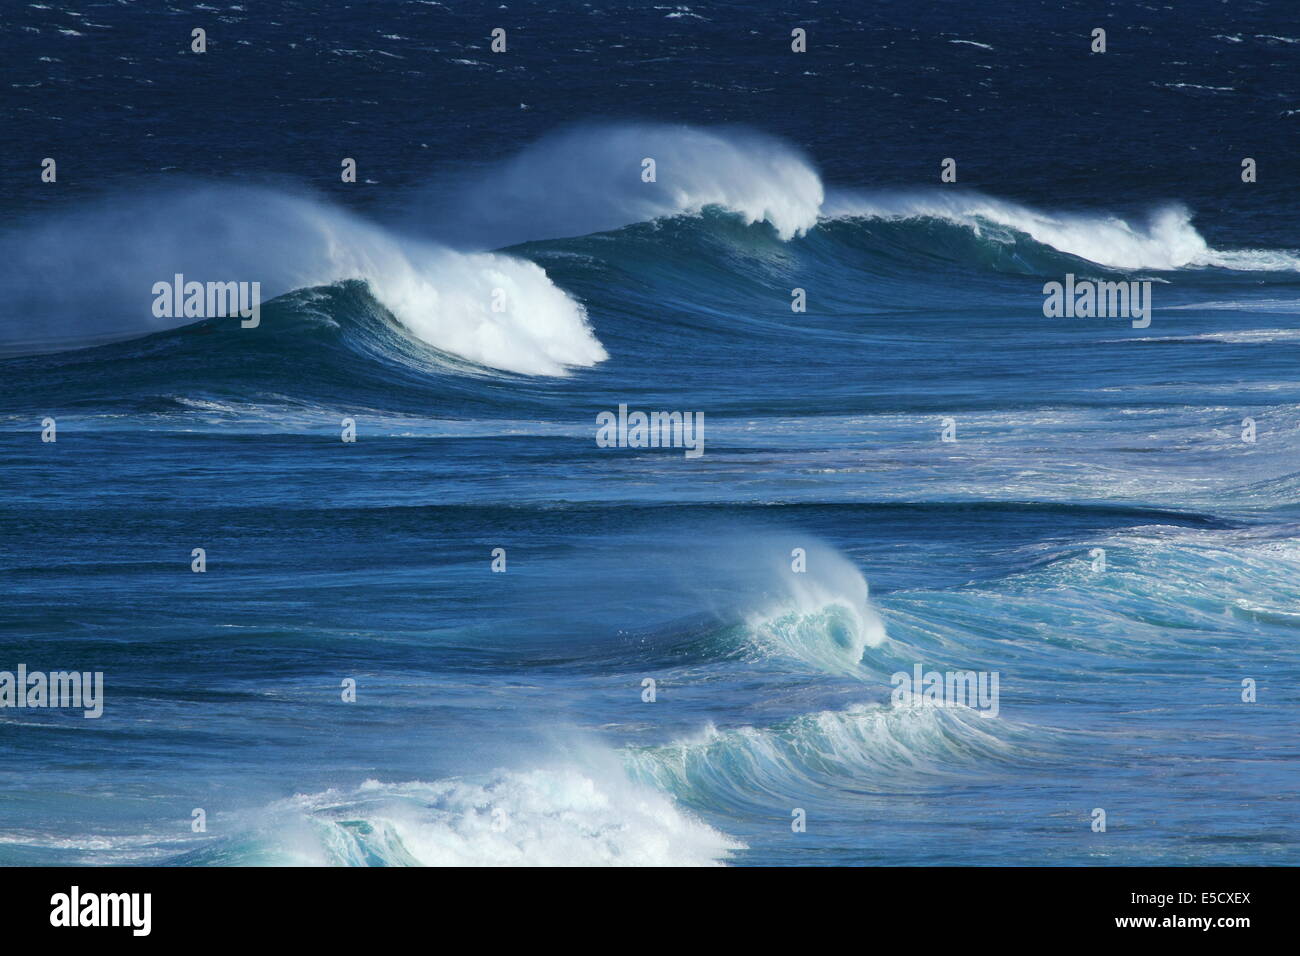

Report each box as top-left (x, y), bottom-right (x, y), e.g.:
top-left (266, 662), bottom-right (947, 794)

top-left (822, 189), bottom-right (1300, 272)
top-left (627, 701), bottom-right (1035, 802)
top-left (746, 589), bottom-right (889, 678)
top-left (742, 542), bottom-right (889, 676)
top-left (1128, 328), bottom-right (1300, 343)
top-left (425, 122), bottom-right (825, 245)
top-left (258, 764), bottom-right (742, 866)
top-left (0, 185), bottom-right (606, 375)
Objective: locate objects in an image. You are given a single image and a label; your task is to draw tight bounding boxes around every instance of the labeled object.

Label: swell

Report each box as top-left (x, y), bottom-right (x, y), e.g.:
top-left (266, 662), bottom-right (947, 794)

top-left (7, 122), bottom-right (1297, 382)
top-left (20, 522), bottom-right (1297, 866)
top-left (166, 766), bottom-right (745, 867)
top-left (567, 515), bottom-right (1300, 678)
top-left (622, 520), bottom-right (1300, 814)
top-left (420, 121), bottom-right (1300, 274)
top-left (10, 205), bottom-right (1298, 420)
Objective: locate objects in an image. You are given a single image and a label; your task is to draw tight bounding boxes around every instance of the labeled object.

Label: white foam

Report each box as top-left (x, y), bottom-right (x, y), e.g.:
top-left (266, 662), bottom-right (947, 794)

top-left (429, 122), bottom-right (825, 245)
top-left (264, 764), bottom-right (742, 866)
top-left (627, 701), bottom-right (1027, 800)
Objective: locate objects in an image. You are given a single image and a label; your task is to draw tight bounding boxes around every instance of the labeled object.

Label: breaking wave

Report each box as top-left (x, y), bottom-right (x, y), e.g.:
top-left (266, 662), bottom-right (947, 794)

top-left (822, 189), bottom-right (1300, 272)
top-left (0, 185), bottom-right (606, 376)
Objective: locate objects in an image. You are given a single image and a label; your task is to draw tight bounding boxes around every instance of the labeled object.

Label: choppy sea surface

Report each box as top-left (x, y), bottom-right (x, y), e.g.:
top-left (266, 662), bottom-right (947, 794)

top-left (1, 1), bottom-right (1298, 865)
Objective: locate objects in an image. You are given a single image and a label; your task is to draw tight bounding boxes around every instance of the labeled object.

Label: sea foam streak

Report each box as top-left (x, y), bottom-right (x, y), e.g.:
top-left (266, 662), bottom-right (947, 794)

top-left (422, 122), bottom-right (1297, 273)
top-left (0, 185), bottom-right (606, 375)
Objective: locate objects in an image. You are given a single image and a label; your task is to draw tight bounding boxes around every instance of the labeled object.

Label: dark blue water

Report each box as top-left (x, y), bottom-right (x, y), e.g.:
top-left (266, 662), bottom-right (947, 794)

top-left (1, 1), bottom-right (1298, 865)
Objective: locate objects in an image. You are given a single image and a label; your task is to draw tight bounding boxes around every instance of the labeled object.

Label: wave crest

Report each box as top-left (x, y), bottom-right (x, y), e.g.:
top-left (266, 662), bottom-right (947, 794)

top-left (823, 189), bottom-right (1300, 272)
top-left (0, 185), bottom-right (606, 375)
top-left (427, 122), bottom-right (825, 245)
top-left (626, 702), bottom-right (1047, 807)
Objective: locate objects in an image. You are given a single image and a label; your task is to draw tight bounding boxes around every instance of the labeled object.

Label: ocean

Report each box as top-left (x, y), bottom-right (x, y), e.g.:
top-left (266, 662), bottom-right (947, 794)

top-left (1, 0), bottom-right (1298, 866)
